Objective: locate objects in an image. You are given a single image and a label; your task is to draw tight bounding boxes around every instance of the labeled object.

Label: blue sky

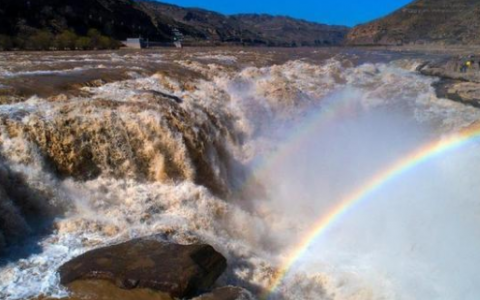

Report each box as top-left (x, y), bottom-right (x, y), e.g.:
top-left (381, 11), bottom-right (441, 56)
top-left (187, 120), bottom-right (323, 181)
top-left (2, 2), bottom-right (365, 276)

top-left (157, 0), bottom-right (413, 27)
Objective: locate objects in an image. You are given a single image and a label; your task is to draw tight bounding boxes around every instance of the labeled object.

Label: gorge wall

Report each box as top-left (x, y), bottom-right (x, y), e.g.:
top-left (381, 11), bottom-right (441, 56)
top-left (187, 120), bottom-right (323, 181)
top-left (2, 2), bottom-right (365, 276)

top-left (347, 0), bottom-right (480, 46)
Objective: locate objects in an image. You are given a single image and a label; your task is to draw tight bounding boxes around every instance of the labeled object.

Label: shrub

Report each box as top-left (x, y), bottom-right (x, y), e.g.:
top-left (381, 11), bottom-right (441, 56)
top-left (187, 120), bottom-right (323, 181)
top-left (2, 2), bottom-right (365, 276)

top-left (56, 30), bottom-right (78, 50)
top-left (75, 37), bottom-right (91, 50)
top-left (87, 28), bottom-right (102, 49)
top-left (4, 28), bottom-right (120, 51)
top-left (28, 30), bottom-right (54, 50)
top-left (86, 28), bottom-right (121, 50)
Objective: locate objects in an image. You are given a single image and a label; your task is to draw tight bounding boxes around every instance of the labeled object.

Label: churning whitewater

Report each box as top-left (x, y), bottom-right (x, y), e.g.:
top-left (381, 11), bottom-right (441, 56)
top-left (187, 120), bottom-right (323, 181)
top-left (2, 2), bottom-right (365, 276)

top-left (1, 49), bottom-right (480, 300)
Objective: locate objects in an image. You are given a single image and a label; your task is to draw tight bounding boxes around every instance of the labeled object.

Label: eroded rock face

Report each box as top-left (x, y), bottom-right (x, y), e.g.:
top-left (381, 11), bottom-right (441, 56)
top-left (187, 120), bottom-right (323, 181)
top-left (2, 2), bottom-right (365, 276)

top-left (58, 237), bottom-right (227, 299)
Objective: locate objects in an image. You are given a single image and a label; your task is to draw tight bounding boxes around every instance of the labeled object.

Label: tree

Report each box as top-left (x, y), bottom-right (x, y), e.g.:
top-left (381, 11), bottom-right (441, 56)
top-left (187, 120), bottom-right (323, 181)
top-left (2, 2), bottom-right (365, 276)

top-left (87, 28), bottom-right (102, 49)
top-left (1, 27), bottom-right (120, 51)
top-left (28, 30), bottom-right (54, 50)
top-left (98, 35), bottom-right (121, 50)
top-left (75, 37), bottom-right (91, 50)
top-left (87, 28), bottom-right (102, 38)
top-left (85, 28), bottom-right (120, 50)
top-left (13, 36), bottom-right (27, 50)
top-left (98, 35), bottom-right (111, 50)
top-left (56, 30), bottom-right (78, 50)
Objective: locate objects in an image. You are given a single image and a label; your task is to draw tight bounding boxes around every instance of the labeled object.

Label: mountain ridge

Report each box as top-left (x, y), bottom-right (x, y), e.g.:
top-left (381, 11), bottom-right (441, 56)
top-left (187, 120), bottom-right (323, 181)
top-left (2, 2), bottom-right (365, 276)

top-left (347, 0), bottom-right (480, 46)
top-left (0, 0), bottom-right (349, 48)
top-left (138, 0), bottom-right (349, 46)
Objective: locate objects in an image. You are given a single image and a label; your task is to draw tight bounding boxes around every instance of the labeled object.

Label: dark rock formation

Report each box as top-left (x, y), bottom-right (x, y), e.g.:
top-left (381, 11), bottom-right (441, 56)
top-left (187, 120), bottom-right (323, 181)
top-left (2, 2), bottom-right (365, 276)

top-left (58, 237), bottom-right (227, 298)
top-left (347, 0), bottom-right (480, 46)
top-left (0, 0), bottom-right (349, 47)
top-left (193, 287), bottom-right (254, 300)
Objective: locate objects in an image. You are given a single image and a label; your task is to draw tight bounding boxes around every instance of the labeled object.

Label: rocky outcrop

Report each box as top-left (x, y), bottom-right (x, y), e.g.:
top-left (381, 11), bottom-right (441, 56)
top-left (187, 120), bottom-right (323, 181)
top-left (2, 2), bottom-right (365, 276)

top-left (418, 57), bottom-right (480, 107)
top-left (58, 237), bottom-right (227, 298)
top-left (347, 0), bottom-right (480, 46)
top-left (419, 58), bottom-right (480, 83)
top-left (432, 80), bottom-right (480, 108)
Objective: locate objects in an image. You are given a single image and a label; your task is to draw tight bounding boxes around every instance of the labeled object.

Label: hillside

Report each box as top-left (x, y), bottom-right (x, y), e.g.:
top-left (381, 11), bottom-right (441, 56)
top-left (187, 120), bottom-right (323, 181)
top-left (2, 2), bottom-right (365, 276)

top-left (137, 1), bottom-right (349, 46)
top-left (232, 14), bottom-right (347, 46)
top-left (0, 0), bottom-right (170, 40)
top-left (0, 0), bottom-right (349, 48)
top-left (136, 0), bottom-right (261, 45)
top-left (347, 0), bottom-right (480, 45)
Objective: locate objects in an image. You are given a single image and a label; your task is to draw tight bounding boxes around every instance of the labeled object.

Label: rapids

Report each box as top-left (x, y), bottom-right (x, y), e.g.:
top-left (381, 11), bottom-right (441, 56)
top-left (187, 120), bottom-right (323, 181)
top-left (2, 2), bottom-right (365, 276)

top-left (0, 49), bottom-right (480, 300)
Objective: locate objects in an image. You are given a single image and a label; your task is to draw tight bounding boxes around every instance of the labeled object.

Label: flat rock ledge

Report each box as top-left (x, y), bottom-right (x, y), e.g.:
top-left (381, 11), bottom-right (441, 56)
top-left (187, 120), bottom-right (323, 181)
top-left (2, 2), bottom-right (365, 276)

top-left (58, 237), bottom-right (227, 299)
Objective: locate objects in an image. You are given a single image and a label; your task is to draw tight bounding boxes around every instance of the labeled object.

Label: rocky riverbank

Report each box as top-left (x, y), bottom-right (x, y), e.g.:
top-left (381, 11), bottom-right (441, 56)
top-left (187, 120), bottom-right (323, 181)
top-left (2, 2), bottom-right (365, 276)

top-left (418, 57), bottom-right (480, 108)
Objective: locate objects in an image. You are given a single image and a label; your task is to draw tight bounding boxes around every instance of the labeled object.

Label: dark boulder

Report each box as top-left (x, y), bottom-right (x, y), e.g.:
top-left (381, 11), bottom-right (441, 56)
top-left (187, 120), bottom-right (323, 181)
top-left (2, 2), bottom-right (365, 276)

top-left (193, 287), bottom-right (254, 300)
top-left (58, 237), bottom-right (227, 299)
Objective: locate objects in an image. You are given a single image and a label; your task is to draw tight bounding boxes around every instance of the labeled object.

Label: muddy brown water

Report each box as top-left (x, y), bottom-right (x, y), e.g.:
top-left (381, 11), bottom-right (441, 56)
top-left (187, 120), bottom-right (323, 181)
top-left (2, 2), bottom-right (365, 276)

top-left (0, 47), bottom-right (447, 101)
top-left (0, 46), bottom-right (463, 300)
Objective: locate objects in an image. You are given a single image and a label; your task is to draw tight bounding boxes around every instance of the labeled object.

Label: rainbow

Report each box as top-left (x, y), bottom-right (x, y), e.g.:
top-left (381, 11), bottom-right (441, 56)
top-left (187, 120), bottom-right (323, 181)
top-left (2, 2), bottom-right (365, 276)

top-left (263, 122), bottom-right (480, 299)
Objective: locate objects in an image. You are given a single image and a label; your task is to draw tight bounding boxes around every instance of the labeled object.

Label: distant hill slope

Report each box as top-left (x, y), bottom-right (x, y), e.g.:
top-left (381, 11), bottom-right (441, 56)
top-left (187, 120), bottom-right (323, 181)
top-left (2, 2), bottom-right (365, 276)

top-left (136, 0), bottom-right (262, 45)
top-left (347, 0), bottom-right (480, 45)
top-left (0, 0), bottom-right (349, 47)
top-left (232, 14), bottom-right (347, 46)
top-left (137, 1), bottom-right (349, 46)
top-left (0, 0), bottom-right (170, 41)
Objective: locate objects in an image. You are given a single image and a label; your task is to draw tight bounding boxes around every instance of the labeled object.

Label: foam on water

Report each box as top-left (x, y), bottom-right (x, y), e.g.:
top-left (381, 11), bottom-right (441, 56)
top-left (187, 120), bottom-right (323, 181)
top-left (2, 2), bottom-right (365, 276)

top-left (196, 54), bottom-right (238, 63)
top-left (1, 53), bottom-right (480, 300)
